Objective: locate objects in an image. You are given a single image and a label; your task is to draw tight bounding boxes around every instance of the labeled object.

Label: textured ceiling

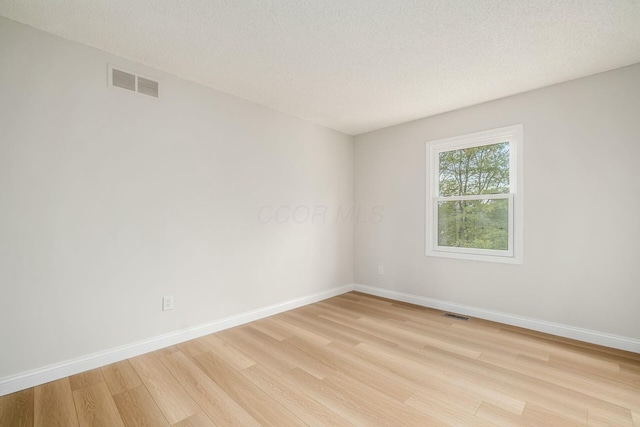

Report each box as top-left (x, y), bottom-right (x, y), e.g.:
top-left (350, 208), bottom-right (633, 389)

top-left (1, 1), bottom-right (640, 135)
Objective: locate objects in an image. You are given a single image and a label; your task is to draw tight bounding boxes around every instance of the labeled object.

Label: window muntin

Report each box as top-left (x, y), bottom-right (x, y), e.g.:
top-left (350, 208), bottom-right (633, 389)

top-left (427, 125), bottom-right (522, 264)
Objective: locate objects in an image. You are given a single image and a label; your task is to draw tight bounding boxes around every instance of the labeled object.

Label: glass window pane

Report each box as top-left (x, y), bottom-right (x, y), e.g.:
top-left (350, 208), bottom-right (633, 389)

top-left (437, 198), bottom-right (509, 250)
top-left (439, 142), bottom-right (510, 196)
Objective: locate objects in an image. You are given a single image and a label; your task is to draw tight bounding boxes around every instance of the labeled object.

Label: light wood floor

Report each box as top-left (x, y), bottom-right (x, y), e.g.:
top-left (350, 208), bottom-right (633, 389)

top-left (1, 292), bottom-right (639, 426)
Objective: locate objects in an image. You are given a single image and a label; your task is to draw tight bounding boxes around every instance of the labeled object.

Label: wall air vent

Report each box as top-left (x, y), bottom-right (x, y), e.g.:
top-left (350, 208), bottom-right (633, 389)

top-left (108, 65), bottom-right (159, 98)
top-left (112, 69), bottom-right (136, 91)
top-left (137, 76), bottom-right (159, 97)
top-left (442, 313), bottom-right (470, 321)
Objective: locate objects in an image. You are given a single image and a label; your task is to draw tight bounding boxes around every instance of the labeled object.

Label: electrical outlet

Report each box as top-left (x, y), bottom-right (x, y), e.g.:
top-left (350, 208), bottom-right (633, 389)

top-left (163, 296), bottom-right (174, 311)
top-left (377, 265), bottom-right (384, 275)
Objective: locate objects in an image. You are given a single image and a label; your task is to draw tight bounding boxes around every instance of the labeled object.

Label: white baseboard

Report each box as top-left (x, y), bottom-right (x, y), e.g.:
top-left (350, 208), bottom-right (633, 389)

top-left (0, 284), bottom-right (355, 397)
top-left (354, 284), bottom-right (640, 353)
top-left (3, 282), bottom-right (637, 396)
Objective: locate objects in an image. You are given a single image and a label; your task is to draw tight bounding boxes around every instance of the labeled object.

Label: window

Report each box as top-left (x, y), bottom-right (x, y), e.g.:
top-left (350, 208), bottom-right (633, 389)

top-left (426, 125), bottom-right (523, 264)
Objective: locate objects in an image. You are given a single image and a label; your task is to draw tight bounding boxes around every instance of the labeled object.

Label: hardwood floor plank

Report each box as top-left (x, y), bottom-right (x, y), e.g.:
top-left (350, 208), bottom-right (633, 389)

top-left (34, 378), bottom-right (78, 427)
top-left (286, 336), bottom-right (417, 402)
top-left (339, 292), bottom-right (394, 306)
top-left (160, 351), bottom-right (259, 427)
top-left (355, 334), bottom-right (587, 421)
top-left (281, 367), bottom-right (387, 426)
top-left (498, 327), bottom-right (640, 364)
top-left (267, 317), bottom-right (332, 346)
top-left (549, 350), bottom-right (621, 373)
top-left (471, 358), bottom-right (590, 423)
top-left (405, 393), bottom-right (494, 426)
top-left (587, 408), bottom-right (634, 426)
top-left (129, 353), bottom-right (200, 424)
top-left (0, 388), bottom-right (33, 427)
top-left (248, 318), bottom-right (292, 341)
top-left (113, 385), bottom-right (170, 427)
top-left (441, 352), bottom-right (586, 420)
top-left (215, 327), bottom-right (295, 375)
top-left (448, 322), bottom-right (551, 362)
top-left (491, 353), bottom-right (640, 412)
top-left (154, 345), bottom-right (180, 358)
top-left (69, 367), bottom-right (105, 391)
top-left (193, 351), bottom-right (303, 426)
top-left (360, 316), bottom-right (483, 358)
top-left (172, 412), bottom-right (216, 427)
top-left (325, 297), bottom-right (410, 322)
top-left (313, 312), bottom-right (401, 349)
top-left (355, 341), bottom-right (527, 415)
top-left (521, 402), bottom-right (586, 426)
top-left (621, 361), bottom-right (640, 377)
top-left (73, 382), bottom-right (125, 427)
top-left (322, 371), bottom-right (442, 425)
top-left (197, 333), bottom-right (256, 370)
top-left (310, 302), bottom-right (362, 320)
top-left (280, 309), bottom-right (361, 345)
top-left (409, 387), bottom-right (483, 416)
top-left (102, 360), bottom-right (142, 395)
top-left (240, 364), bottom-right (350, 426)
top-left (475, 401), bottom-right (528, 426)
top-left (176, 340), bottom-right (208, 358)
top-left (242, 326), bottom-right (334, 379)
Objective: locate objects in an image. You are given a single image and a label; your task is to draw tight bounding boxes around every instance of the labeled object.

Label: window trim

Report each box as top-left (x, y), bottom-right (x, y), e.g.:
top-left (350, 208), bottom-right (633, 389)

top-left (426, 124), bottom-right (523, 264)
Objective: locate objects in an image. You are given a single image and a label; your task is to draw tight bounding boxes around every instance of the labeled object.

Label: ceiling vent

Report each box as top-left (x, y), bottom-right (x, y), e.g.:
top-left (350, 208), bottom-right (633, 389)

top-left (108, 65), bottom-right (159, 98)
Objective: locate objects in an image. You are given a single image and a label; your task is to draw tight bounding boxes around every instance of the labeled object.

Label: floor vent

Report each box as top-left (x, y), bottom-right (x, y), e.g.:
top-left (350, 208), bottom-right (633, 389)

top-left (442, 313), bottom-right (470, 321)
top-left (109, 65), bottom-right (159, 98)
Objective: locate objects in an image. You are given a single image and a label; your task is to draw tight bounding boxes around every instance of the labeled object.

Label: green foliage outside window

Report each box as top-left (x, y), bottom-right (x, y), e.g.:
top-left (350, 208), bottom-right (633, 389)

top-left (437, 142), bottom-right (510, 250)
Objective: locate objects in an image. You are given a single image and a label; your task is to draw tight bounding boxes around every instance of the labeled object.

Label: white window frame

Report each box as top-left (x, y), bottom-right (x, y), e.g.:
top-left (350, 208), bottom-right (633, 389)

top-left (426, 124), bottom-right (523, 264)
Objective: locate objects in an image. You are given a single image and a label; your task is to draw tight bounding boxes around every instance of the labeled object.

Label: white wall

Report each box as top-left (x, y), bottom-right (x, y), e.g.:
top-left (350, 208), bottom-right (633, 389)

top-left (355, 63), bottom-right (640, 340)
top-left (0, 17), bottom-right (353, 380)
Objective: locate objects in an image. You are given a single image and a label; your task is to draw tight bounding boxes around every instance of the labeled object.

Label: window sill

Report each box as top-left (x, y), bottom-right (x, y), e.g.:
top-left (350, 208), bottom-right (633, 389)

top-left (426, 249), bottom-right (523, 264)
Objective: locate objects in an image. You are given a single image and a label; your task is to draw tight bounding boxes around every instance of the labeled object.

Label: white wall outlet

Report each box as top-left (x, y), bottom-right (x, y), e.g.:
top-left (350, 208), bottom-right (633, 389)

top-left (163, 296), bottom-right (174, 311)
top-left (377, 265), bottom-right (384, 275)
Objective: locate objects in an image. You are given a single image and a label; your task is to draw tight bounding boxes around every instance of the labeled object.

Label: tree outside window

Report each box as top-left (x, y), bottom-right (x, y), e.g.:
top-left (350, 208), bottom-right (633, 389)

top-left (427, 125), bottom-right (523, 263)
